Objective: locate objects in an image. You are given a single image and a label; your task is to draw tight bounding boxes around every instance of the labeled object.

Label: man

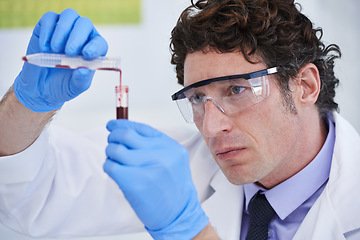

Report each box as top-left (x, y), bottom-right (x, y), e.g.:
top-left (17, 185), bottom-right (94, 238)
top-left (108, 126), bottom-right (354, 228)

top-left (0, 1), bottom-right (359, 240)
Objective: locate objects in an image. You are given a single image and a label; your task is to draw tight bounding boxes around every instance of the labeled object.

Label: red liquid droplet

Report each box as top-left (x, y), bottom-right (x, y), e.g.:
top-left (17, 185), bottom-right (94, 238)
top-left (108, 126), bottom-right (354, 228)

top-left (55, 65), bottom-right (71, 69)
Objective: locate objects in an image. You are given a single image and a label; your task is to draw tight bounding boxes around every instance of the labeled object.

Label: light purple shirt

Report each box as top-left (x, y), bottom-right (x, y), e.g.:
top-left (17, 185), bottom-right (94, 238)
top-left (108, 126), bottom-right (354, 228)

top-left (240, 116), bottom-right (335, 240)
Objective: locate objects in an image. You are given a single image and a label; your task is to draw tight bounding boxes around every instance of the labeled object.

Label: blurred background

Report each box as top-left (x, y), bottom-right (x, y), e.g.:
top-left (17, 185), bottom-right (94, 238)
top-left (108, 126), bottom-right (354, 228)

top-left (0, 0), bottom-right (359, 239)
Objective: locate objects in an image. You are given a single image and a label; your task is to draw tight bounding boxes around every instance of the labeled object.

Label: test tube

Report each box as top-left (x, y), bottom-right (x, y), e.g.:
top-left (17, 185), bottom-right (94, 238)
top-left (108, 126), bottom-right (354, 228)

top-left (115, 85), bottom-right (129, 119)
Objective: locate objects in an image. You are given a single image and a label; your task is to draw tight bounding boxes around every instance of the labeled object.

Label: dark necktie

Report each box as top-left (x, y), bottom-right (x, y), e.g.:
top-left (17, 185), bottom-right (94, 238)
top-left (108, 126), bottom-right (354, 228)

top-left (246, 192), bottom-right (276, 240)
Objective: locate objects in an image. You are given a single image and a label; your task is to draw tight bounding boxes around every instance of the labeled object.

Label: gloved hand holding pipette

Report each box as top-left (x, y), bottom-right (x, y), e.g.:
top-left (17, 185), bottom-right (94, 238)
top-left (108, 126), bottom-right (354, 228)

top-left (13, 9), bottom-right (108, 112)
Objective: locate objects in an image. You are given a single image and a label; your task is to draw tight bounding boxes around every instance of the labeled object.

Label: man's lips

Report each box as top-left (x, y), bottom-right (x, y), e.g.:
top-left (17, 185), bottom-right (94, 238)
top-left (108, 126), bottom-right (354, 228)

top-left (215, 147), bottom-right (246, 161)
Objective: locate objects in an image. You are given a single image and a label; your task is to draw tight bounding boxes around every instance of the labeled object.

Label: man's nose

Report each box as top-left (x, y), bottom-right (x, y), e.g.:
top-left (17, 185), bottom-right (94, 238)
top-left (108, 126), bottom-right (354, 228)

top-left (200, 98), bottom-right (232, 137)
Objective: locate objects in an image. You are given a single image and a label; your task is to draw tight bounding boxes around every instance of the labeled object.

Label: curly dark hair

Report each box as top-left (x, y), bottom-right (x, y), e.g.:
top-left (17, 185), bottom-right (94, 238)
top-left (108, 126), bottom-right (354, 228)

top-left (170, 0), bottom-right (341, 117)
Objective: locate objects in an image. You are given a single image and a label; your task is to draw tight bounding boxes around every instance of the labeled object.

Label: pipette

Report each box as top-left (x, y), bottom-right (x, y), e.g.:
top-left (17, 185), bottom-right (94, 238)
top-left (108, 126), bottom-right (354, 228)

top-left (22, 53), bottom-right (121, 71)
top-left (22, 53), bottom-right (128, 120)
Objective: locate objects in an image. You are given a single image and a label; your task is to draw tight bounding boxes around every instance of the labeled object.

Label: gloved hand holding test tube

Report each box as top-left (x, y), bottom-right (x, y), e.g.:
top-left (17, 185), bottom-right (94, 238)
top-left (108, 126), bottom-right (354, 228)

top-left (22, 53), bottom-right (128, 119)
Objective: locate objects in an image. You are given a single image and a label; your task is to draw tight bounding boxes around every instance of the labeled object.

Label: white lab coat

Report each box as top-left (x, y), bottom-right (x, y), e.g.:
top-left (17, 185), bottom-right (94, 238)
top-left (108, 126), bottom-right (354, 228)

top-left (0, 112), bottom-right (359, 239)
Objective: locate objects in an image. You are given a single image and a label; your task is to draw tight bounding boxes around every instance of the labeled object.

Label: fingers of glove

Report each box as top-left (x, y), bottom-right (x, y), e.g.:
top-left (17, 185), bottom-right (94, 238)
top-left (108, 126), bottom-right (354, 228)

top-left (103, 158), bottom-right (168, 202)
top-left (103, 159), bottom-right (131, 190)
top-left (103, 159), bottom-right (150, 191)
top-left (106, 142), bottom-right (166, 166)
top-left (50, 9), bottom-right (80, 53)
top-left (82, 33), bottom-right (109, 59)
top-left (107, 124), bottom-right (166, 151)
top-left (67, 68), bottom-right (95, 98)
top-left (107, 120), bottom-right (162, 138)
top-left (65, 16), bottom-right (94, 56)
top-left (107, 128), bottom-right (154, 150)
top-left (36, 11), bottom-right (59, 53)
top-left (106, 143), bottom-right (140, 166)
top-left (32, 9), bottom-right (107, 58)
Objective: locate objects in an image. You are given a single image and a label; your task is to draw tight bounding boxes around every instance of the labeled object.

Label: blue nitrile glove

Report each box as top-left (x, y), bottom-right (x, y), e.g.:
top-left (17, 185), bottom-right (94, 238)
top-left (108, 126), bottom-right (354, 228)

top-left (13, 9), bottom-right (108, 112)
top-left (103, 120), bottom-right (209, 240)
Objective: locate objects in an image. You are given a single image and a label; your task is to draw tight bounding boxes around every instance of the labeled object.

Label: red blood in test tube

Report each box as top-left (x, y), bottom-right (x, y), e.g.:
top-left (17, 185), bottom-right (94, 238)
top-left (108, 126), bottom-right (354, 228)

top-left (115, 85), bottom-right (129, 119)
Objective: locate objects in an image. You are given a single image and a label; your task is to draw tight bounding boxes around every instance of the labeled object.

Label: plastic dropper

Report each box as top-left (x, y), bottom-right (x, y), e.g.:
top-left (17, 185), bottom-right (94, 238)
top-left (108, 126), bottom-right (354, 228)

top-left (23, 53), bottom-right (128, 119)
top-left (23, 53), bottom-right (121, 71)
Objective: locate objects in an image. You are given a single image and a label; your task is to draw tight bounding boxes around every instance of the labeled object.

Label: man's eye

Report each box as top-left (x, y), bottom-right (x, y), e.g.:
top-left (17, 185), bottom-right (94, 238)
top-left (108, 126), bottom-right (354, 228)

top-left (189, 94), bottom-right (204, 104)
top-left (229, 85), bottom-right (246, 95)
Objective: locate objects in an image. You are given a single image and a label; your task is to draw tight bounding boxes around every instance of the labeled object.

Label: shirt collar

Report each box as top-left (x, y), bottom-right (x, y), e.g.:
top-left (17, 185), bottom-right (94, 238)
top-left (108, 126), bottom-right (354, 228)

top-left (244, 116), bottom-right (335, 220)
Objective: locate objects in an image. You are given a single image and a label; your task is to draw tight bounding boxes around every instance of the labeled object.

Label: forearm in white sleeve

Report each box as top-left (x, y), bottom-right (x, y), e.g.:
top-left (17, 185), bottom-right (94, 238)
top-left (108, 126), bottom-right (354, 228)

top-left (0, 125), bottom-right (144, 238)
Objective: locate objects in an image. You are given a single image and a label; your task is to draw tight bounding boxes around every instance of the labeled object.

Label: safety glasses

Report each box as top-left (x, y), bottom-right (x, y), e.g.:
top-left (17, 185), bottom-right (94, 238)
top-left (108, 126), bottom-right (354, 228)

top-left (171, 67), bottom-right (277, 123)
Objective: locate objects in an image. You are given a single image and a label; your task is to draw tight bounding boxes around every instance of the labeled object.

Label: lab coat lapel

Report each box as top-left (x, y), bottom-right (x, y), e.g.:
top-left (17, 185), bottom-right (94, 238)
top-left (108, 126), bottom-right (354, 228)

top-left (202, 170), bottom-right (243, 240)
top-left (328, 113), bottom-right (360, 236)
top-left (293, 112), bottom-right (360, 239)
top-left (292, 189), bottom-right (346, 240)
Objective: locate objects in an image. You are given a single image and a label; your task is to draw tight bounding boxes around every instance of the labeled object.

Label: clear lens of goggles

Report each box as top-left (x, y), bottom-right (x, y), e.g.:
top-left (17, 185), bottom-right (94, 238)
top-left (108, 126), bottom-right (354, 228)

top-left (175, 75), bottom-right (270, 123)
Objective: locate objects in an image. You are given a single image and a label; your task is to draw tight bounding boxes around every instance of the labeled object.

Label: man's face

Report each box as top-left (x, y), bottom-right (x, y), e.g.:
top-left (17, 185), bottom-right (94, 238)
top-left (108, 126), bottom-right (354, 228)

top-left (183, 50), bottom-right (304, 188)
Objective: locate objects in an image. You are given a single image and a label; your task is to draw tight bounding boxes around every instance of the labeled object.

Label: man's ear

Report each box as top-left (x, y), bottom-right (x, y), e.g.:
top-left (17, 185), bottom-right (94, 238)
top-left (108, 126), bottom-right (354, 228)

top-left (294, 63), bottom-right (321, 107)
